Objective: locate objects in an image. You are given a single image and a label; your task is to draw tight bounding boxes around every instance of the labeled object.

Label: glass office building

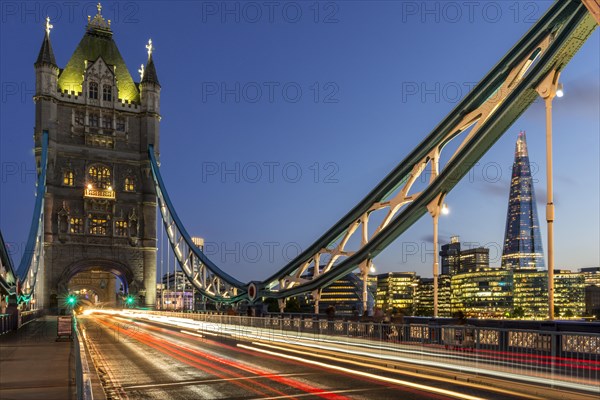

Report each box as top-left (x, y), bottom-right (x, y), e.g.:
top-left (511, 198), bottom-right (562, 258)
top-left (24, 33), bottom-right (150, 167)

top-left (501, 132), bottom-right (545, 269)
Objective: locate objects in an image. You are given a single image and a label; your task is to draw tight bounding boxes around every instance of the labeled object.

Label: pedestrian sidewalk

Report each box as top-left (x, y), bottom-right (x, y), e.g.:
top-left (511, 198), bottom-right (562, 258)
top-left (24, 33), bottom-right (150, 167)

top-left (0, 316), bottom-right (75, 400)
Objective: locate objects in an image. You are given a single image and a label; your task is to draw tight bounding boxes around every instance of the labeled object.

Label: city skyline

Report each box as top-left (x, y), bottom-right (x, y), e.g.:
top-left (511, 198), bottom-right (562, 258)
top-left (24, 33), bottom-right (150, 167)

top-left (1, 1), bottom-right (598, 284)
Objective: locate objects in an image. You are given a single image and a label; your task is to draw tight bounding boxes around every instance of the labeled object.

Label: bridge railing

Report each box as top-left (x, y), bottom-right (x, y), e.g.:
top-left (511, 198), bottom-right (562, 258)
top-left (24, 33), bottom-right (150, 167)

top-left (0, 313), bottom-right (14, 335)
top-left (73, 315), bottom-right (94, 400)
top-left (139, 310), bottom-right (599, 393)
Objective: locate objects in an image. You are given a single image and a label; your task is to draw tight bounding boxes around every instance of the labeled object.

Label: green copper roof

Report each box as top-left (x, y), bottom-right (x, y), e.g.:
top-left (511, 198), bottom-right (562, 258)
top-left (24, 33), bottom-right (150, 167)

top-left (57, 29), bottom-right (139, 102)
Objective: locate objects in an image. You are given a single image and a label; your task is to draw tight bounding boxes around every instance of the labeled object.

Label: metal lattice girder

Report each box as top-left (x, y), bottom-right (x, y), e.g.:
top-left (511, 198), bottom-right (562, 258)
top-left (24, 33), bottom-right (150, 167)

top-left (0, 231), bottom-right (18, 295)
top-left (16, 130), bottom-right (49, 303)
top-left (149, 147), bottom-right (246, 303)
top-left (148, 0), bottom-right (597, 303)
top-left (257, 0), bottom-right (597, 299)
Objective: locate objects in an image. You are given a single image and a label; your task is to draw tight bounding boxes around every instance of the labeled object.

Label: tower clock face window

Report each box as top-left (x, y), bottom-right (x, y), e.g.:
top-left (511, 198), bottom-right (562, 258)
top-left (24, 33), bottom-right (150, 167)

top-left (88, 165), bottom-right (111, 189)
top-left (89, 82), bottom-right (99, 99)
top-left (103, 85), bottom-right (112, 102)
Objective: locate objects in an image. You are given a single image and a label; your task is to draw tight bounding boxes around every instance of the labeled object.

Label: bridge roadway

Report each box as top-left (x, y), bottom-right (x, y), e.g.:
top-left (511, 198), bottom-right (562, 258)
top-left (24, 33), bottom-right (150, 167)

top-left (80, 313), bottom-right (565, 400)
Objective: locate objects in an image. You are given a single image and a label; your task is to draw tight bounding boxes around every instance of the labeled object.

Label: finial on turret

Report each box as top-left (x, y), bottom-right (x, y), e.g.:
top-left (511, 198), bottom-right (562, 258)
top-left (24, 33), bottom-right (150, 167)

top-left (36, 16), bottom-right (57, 67)
top-left (45, 17), bottom-right (53, 37)
top-left (146, 39), bottom-right (154, 58)
top-left (87, 1), bottom-right (111, 33)
top-left (141, 39), bottom-right (160, 85)
top-left (138, 64), bottom-right (145, 81)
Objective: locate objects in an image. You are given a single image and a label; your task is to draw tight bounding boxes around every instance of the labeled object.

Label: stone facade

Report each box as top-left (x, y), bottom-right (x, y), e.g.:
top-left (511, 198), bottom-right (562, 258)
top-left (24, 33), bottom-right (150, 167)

top-left (33, 11), bottom-right (159, 309)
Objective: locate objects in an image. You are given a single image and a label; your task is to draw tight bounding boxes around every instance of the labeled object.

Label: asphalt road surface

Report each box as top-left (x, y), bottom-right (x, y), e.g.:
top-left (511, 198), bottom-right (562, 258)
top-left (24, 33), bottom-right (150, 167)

top-left (79, 313), bottom-right (542, 400)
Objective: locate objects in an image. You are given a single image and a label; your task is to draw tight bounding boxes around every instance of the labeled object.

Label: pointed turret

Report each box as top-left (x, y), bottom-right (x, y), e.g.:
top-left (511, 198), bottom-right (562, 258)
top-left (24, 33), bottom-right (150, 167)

top-left (35, 17), bottom-right (59, 98)
top-left (140, 39), bottom-right (161, 115)
top-left (141, 45), bottom-right (160, 85)
top-left (35, 18), bottom-right (57, 67)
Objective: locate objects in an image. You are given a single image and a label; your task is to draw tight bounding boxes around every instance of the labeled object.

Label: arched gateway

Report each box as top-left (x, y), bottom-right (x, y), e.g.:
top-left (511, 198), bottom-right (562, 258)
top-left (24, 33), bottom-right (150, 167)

top-left (34, 7), bottom-right (160, 309)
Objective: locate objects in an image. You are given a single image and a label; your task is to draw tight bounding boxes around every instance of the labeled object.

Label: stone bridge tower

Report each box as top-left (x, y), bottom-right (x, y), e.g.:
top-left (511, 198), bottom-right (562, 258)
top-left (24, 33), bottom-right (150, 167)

top-left (33, 5), bottom-right (160, 309)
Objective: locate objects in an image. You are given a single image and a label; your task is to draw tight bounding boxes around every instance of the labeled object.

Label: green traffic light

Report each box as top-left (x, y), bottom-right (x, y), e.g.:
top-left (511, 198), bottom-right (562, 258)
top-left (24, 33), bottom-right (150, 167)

top-left (67, 295), bottom-right (77, 306)
top-left (126, 296), bottom-right (134, 304)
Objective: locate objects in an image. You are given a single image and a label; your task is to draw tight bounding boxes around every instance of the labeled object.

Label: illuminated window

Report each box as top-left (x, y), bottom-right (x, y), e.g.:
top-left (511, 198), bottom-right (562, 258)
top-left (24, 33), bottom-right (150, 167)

top-left (89, 114), bottom-right (99, 127)
top-left (103, 85), bottom-right (112, 102)
top-left (75, 112), bottom-right (84, 126)
top-left (115, 220), bottom-right (128, 237)
top-left (70, 217), bottom-right (83, 234)
top-left (89, 215), bottom-right (108, 235)
top-left (89, 82), bottom-right (98, 99)
top-left (124, 177), bottom-right (135, 192)
top-left (88, 165), bottom-right (111, 189)
top-left (63, 170), bottom-right (74, 186)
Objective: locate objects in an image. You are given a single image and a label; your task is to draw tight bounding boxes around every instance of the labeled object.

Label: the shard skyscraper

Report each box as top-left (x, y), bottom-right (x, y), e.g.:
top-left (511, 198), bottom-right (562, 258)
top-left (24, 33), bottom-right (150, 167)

top-left (501, 131), bottom-right (545, 269)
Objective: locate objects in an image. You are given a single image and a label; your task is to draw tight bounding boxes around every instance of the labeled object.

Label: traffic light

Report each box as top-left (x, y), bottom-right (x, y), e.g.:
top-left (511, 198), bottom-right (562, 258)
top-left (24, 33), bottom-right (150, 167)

top-left (66, 295), bottom-right (77, 307)
top-left (125, 296), bottom-right (135, 306)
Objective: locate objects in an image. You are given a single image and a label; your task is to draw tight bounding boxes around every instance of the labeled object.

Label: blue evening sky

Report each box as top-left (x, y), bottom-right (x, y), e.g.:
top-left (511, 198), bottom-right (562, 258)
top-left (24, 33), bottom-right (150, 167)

top-left (1, 1), bottom-right (598, 283)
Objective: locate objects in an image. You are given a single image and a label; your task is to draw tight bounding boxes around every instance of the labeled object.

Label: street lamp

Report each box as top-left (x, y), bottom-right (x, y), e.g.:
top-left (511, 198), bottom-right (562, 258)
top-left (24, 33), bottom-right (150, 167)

top-left (536, 70), bottom-right (562, 320)
top-left (427, 194), bottom-right (448, 318)
top-left (441, 203), bottom-right (450, 215)
top-left (555, 83), bottom-right (564, 98)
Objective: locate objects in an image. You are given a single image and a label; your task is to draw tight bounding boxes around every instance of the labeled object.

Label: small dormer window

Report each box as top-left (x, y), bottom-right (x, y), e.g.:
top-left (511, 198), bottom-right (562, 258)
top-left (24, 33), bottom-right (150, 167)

top-left (103, 85), bottom-right (112, 102)
top-left (89, 82), bottom-right (98, 99)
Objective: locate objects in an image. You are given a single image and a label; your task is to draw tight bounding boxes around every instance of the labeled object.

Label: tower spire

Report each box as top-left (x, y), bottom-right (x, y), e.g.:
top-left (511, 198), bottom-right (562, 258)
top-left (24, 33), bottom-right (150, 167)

top-left (141, 39), bottom-right (160, 85)
top-left (87, 1), bottom-right (111, 35)
top-left (35, 17), bottom-right (57, 67)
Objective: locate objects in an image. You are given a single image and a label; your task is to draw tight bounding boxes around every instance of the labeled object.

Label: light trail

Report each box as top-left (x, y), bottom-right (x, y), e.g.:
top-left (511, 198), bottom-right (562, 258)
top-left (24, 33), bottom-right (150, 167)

top-left (179, 330), bottom-right (203, 338)
top-left (237, 343), bottom-right (488, 400)
top-left (122, 372), bottom-right (317, 390)
top-left (87, 310), bottom-right (600, 393)
top-left (246, 340), bottom-right (546, 400)
top-left (93, 315), bottom-right (353, 400)
top-left (93, 316), bottom-right (289, 399)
